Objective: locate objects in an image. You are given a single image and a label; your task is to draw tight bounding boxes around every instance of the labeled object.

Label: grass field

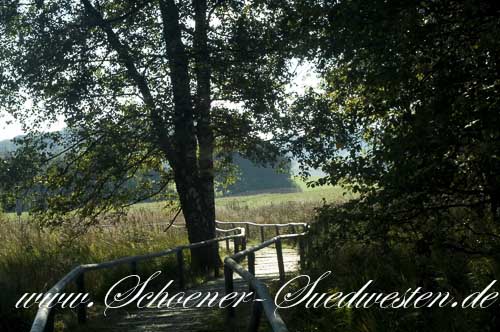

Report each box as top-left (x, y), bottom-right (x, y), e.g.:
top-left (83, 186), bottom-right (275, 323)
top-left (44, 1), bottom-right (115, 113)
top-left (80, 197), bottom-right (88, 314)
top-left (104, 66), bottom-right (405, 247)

top-left (5, 177), bottom-right (351, 220)
top-left (129, 177), bottom-right (354, 224)
top-left (219, 178), bottom-right (353, 206)
top-left (131, 177), bottom-right (354, 211)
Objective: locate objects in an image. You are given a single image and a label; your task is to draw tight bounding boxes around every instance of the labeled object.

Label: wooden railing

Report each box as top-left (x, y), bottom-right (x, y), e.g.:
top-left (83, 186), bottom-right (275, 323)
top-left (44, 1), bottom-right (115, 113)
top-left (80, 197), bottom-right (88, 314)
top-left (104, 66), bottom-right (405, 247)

top-left (217, 221), bottom-right (308, 332)
top-left (30, 221), bottom-right (308, 332)
top-left (30, 225), bottom-right (245, 332)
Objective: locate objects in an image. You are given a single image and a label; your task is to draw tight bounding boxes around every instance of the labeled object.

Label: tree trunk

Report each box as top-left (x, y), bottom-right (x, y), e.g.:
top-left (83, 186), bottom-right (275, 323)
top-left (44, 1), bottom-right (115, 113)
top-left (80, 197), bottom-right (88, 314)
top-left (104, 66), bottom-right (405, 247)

top-left (192, 0), bottom-right (219, 269)
top-left (160, 0), bottom-right (218, 271)
top-left (84, 0), bottom-right (219, 271)
top-left (173, 163), bottom-right (218, 272)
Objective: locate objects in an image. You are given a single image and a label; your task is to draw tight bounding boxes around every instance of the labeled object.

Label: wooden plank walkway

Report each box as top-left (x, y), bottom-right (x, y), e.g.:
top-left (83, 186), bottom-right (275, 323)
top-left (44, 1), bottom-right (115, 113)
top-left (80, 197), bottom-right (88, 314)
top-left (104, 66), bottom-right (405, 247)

top-left (87, 245), bottom-right (299, 331)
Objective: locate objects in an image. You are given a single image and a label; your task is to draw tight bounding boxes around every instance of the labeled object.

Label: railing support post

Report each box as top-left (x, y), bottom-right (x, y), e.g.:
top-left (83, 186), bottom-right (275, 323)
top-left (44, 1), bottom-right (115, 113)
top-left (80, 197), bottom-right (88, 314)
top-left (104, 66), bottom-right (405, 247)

top-left (247, 252), bottom-right (261, 332)
top-left (234, 237), bottom-right (240, 254)
top-left (290, 225), bottom-right (297, 246)
top-left (241, 236), bottom-right (247, 252)
top-left (76, 273), bottom-right (86, 324)
top-left (248, 301), bottom-right (263, 332)
top-left (260, 227), bottom-right (265, 243)
top-left (246, 224), bottom-right (250, 240)
top-left (248, 252), bottom-right (256, 277)
top-left (275, 225), bottom-right (280, 237)
top-left (177, 249), bottom-right (185, 290)
top-left (299, 237), bottom-right (306, 270)
top-left (226, 238), bottom-right (230, 251)
top-left (224, 264), bottom-right (236, 332)
top-left (214, 243), bottom-right (220, 278)
top-left (276, 239), bottom-right (285, 285)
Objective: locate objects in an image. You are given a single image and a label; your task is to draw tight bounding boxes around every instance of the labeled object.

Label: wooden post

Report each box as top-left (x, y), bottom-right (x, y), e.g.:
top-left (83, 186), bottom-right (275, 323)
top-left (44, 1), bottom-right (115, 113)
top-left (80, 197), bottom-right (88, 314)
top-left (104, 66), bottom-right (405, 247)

top-left (260, 227), bottom-right (265, 243)
top-left (224, 265), bottom-right (236, 331)
top-left (248, 251), bottom-right (256, 292)
top-left (275, 225), bottom-right (280, 237)
top-left (247, 253), bottom-right (261, 332)
top-left (290, 225), bottom-right (297, 246)
top-left (176, 249), bottom-right (185, 290)
top-left (76, 273), bottom-right (86, 324)
top-left (234, 237), bottom-right (240, 254)
top-left (245, 224), bottom-right (250, 240)
top-left (214, 243), bottom-right (220, 278)
top-left (275, 239), bottom-right (285, 285)
top-left (226, 238), bottom-right (230, 251)
top-left (241, 236), bottom-right (247, 252)
top-left (247, 300), bottom-right (263, 332)
top-left (299, 237), bottom-right (306, 270)
top-left (248, 252), bottom-right (256, 277)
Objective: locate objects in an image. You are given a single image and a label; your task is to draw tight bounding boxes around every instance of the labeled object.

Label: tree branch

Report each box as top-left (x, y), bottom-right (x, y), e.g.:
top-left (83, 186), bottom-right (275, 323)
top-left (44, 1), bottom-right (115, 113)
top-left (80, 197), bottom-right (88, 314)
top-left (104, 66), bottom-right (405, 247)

top-left (81, 0), bottom-right (174, 158)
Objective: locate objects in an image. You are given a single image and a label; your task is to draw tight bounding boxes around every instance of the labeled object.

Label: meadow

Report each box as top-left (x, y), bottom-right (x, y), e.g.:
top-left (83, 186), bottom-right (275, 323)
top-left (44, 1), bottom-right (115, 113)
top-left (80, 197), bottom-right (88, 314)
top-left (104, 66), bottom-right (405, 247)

top-left (0, 177), bottom-right (350, 331)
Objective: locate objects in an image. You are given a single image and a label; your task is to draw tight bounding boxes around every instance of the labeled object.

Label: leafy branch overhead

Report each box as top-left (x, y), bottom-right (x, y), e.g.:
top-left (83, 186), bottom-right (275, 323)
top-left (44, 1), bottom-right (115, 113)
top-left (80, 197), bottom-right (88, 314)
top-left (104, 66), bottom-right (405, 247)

top-left (286, 0), bottom-right (500, 256)
top-left (0, 0), bottom-right (296, 229)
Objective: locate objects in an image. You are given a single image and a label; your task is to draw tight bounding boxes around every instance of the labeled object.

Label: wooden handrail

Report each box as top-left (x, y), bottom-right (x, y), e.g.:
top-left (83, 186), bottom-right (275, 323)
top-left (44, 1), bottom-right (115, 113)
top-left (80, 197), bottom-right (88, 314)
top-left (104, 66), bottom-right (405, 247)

top-left (225, 256), bottom-right (289, 332)
top-left (100, 221), bottom-right (306, 230)
top-left (30, 226), bottom-right (245, 332)
top-left (29, 221), bottom-right (308, 332)
top-left (222, 223), bottom-right (309, 332)
top-left (30, 266), bottom-right (85, 332)
top-left (229, 233), bottom-right (305, 261)
top-left (217, 220), bottom-right (307, 228)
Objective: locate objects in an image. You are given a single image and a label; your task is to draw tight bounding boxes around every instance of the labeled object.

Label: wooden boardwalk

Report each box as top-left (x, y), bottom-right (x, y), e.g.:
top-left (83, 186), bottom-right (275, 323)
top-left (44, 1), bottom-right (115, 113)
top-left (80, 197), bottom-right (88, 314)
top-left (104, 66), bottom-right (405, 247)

top-left (86, 245), bottom-right (300, 331)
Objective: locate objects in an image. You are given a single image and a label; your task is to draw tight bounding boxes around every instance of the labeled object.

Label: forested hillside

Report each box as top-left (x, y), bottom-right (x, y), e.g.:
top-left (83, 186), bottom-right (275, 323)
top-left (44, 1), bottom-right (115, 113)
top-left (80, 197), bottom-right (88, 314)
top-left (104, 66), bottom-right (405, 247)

top-left (0, 135), bottom-right (298, 208)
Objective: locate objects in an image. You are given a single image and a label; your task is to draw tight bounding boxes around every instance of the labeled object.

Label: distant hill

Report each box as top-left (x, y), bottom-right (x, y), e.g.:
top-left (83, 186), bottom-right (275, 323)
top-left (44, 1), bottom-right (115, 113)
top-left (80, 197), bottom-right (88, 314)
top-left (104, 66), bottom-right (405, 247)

top-left (290, 159), bottom-right (325, 177)
top-left (0, 137), bottom-right (18, 154)
top-left (224, 154), bottom-right (299, 196)
top-left (0, 134), bottom-right (300, 197)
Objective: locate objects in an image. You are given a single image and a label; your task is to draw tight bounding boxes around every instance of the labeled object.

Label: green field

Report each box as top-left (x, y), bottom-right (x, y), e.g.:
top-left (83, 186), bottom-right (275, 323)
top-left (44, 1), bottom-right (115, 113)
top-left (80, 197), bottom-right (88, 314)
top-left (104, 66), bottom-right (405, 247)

top-left (133, 177), bottom-right (354, 211)
top-left (218, 178), bottom-right (352, 206)
top-left (4, 177), bottom-right (353, 222)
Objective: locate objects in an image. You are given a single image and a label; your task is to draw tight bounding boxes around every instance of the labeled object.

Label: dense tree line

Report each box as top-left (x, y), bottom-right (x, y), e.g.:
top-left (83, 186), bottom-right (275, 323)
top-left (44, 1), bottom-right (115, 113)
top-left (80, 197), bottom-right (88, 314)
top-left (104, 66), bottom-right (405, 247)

top-left (284, 1), bottom-right (500, 330)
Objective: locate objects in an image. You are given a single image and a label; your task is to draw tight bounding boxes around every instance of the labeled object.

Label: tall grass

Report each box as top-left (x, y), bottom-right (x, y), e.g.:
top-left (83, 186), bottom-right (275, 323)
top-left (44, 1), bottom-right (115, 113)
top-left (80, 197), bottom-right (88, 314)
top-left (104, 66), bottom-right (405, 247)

top-left (0, 208), bottom-right (187, 332)
top-left (284, 237), bottom-right (500, 332)
top-left (217, 200), bottom-right (317, 224)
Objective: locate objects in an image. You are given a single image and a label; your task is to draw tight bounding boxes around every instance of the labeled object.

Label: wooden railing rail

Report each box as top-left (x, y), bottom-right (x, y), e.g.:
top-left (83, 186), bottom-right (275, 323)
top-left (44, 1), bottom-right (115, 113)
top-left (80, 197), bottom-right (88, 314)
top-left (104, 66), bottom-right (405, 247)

top-left (221, 221), bottom-right (309, 332)
top-left (30, 221), bottom-right (308, 332)
top-left (30, 226), bottom-right (245, 332)
top-left (216, 220), bottom-right (307, 242)
top-left (217, 221), bottom-right (307, 227)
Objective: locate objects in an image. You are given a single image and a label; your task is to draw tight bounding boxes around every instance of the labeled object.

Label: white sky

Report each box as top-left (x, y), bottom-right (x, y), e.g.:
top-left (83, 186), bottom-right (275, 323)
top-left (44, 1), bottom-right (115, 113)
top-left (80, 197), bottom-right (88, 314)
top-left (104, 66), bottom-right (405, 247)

top-left (0, 113), bottom-right (24, 140)
top-left (0, 62), bottom-right (320, 142)
top-left (0, 112), bottom-right (66, 141)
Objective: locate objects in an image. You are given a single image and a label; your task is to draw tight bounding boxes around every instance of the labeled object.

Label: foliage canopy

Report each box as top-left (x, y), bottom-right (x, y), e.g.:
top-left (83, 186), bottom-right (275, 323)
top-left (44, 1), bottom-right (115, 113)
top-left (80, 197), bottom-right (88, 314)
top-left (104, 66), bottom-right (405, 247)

top-left (0, 0), bottom-right (295, 227)
top-left (288, 0), bottom-right (500, 254)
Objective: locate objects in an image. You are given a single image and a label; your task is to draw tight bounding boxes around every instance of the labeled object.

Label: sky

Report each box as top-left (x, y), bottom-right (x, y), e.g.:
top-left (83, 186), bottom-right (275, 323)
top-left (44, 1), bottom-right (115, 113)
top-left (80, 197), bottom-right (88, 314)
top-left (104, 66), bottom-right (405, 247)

top-left (0, 113), bottom-right (24, 141)
top-left (0, 112), bottom-right (66, 141)
top-left (0, 62), bottom-right (320, 142)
